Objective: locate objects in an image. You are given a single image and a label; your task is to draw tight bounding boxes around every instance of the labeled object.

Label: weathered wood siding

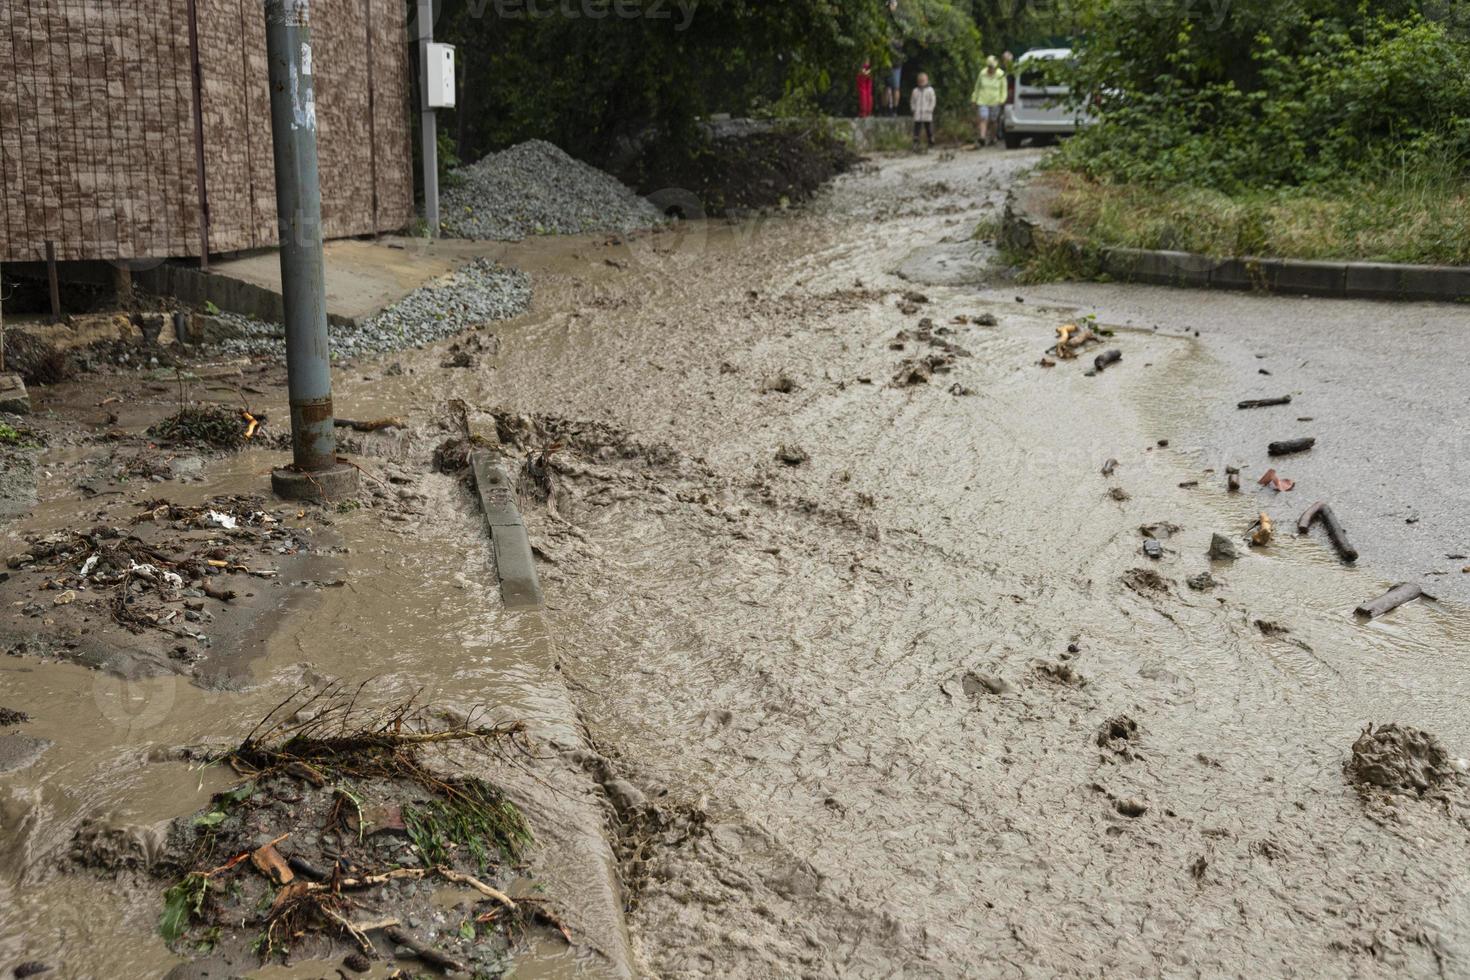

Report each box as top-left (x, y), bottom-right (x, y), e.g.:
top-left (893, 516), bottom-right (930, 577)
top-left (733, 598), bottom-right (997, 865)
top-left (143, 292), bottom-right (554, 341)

top-left (0, 0), bottom-right (414, 263)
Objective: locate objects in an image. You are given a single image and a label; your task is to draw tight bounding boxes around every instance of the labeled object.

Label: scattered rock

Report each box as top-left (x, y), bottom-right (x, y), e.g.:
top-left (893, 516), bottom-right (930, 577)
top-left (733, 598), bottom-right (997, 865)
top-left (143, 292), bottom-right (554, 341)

top-left (1186, 571), bottom-right (1216, 592)
top-left (0, 707), bottom-right (30, 727)
top-left (762, 373), bottom-right (800, 394)
top-left (1208, 533), bottom-right (1240, 561)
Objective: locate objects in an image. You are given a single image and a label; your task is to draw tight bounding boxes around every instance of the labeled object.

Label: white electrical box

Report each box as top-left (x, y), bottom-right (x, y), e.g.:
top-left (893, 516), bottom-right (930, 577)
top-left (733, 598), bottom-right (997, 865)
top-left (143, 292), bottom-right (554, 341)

top-left (425, 42), bottom-right (456, 109)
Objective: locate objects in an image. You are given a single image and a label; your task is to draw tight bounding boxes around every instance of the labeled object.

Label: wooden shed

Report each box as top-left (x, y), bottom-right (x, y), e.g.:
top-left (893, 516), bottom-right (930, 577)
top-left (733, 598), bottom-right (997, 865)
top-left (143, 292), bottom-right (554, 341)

top-left (0, 1), bottom-right (416, 265)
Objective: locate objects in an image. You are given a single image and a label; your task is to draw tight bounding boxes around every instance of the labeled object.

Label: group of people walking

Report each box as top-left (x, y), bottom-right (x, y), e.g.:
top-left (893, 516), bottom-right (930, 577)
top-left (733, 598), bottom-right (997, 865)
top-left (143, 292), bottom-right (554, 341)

top-left (857, 50), bottom-right (1014, 151)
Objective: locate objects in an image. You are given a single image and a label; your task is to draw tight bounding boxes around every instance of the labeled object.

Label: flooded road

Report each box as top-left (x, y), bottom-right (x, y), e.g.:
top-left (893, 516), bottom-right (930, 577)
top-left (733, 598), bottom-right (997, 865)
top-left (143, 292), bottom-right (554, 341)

top-left (378, 147), bottom-right (1469, 976)
top-left (4, 146), bottom-right (1469, 978)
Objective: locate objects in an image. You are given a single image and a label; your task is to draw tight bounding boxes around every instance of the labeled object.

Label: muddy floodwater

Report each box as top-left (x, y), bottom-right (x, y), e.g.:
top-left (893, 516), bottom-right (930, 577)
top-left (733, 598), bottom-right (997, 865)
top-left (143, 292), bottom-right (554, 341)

top-left (5, 148), bottom-right (1470, 978)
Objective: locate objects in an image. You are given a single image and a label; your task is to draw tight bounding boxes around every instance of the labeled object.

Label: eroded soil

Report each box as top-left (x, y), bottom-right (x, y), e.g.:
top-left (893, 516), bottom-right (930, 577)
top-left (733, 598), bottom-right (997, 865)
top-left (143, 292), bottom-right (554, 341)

top-left (3, 146), bottom-right (1470, 979)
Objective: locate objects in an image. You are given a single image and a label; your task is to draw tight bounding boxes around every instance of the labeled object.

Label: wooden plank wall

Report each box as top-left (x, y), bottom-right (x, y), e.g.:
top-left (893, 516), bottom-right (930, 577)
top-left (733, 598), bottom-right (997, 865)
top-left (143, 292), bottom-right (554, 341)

top-left (0, 0), bottom-right (414, 263)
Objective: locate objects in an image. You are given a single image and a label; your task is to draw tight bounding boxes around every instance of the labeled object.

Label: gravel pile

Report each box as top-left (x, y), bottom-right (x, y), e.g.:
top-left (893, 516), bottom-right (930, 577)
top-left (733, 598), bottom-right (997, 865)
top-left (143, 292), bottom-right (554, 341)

top-left (216, 258), bottom-right (531, 360)
top-left (440, 140), bottom-right (663, 240)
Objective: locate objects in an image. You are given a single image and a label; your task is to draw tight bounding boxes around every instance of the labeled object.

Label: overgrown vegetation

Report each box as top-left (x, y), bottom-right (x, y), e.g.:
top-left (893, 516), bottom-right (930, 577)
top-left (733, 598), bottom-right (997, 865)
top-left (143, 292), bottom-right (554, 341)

top-left (1040, 2), bottom-right (1470, 264)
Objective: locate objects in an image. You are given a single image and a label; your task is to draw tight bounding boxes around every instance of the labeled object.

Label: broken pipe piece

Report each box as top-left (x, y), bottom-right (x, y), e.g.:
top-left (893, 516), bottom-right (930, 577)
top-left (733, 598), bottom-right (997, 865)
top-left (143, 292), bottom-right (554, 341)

top-left (1355, 583), bottom-right (1426, 619)
top-left (1237, 395), bottom-right (1293, 410)
top-left (1268, 437), bottom-right (1316, 456)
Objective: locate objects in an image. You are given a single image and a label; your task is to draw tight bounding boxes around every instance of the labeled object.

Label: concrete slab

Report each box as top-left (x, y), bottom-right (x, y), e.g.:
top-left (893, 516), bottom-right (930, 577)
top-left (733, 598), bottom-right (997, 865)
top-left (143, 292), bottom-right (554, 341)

top-left (470, 451), bottom-right (543, 610)
top-left (142, 236), bottom-right (511, 328)
top-left (0, 374), bottom-right (29, 415)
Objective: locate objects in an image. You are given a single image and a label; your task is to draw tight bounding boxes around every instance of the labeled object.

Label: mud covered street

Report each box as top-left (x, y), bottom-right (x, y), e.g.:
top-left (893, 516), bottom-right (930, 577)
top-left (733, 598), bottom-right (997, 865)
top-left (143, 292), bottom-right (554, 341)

top-left (3, 147), bottom-right (1470, 978)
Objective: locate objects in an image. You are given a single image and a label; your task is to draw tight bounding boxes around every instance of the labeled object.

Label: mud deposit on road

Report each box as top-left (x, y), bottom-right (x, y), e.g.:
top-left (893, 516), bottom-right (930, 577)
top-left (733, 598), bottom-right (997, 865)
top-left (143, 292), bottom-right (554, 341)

top-left (342, 148), bottom-right (1470, 976)
top-left (5, 147), bottom-right (1470, 978)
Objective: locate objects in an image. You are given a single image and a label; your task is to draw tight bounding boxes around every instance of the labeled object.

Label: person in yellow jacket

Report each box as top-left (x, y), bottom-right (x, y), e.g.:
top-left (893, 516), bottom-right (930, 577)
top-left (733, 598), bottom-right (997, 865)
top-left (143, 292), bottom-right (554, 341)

top-left (971, 55), bottom-right (1007, 148)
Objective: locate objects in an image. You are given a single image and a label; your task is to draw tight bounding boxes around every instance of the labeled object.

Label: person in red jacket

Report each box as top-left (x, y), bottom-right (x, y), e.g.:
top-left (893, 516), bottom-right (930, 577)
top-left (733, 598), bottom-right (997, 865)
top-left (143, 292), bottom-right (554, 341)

top-left (857, 61), bottom-right (874, 118)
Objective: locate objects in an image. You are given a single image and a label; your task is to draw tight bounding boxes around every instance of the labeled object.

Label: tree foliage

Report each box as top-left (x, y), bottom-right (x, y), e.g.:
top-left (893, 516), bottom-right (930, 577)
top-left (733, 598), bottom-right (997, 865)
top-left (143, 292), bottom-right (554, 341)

top-left (1058, 1), bottom-right (1470, 190)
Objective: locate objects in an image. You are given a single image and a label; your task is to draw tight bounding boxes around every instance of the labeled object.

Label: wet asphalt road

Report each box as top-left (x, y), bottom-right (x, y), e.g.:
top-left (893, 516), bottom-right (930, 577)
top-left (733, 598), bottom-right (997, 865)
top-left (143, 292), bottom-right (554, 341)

top-left (1020, 281), bottom-right (1470, 603)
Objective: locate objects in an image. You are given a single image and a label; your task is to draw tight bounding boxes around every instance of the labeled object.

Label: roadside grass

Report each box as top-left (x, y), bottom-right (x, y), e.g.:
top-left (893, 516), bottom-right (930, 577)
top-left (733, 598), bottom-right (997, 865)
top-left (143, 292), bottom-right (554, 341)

top-left (1041, 163), bottom-right (1470, 267)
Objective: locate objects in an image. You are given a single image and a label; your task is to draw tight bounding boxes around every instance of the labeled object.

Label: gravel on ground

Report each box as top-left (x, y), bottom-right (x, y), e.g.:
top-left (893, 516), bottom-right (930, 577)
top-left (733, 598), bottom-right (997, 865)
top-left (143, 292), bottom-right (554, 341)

top-left (439, 140), bottom-right (663, 240)
top-left (217, 258), bottom-right (531, 360)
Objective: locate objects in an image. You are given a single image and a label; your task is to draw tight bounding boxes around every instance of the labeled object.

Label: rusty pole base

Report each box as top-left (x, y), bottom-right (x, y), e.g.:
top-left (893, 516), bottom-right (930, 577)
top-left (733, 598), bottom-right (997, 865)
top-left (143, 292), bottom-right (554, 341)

top-left (271, 462), bottom-right (359, 502)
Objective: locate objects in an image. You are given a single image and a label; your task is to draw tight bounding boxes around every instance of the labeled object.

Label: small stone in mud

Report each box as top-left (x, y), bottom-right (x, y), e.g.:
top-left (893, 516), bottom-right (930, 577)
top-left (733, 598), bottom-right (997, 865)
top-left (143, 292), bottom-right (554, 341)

top-left (1143, 539), bottom-right (1163, 560)
top-left (1208, 533), bottom-right (1240, 561)
top-left (343, 953), bottom-right (371, 973)
top-left (1186, 571), bottom-right (1217, 592)
top-left (974, 313), bottom-right (998, 326)
top-left (948, 383), bottom-right (974, 397)
top-left (902, 290), bottom-right (929, 305)
top-left (0, 707), bottom-right (30, 727)
top-left (1108, 487), bottom-right (1131, 502)
top-left (1346, 722), bottom-right (1458, 797)
top-left (1114, 797), bottom-right (1148, 818)
top-left (1140, 522), bottom-right (1180, 541)
top-left (13, 963), bottom-right (50, 979)
top-left (775, 444), bottom-right (809, 466)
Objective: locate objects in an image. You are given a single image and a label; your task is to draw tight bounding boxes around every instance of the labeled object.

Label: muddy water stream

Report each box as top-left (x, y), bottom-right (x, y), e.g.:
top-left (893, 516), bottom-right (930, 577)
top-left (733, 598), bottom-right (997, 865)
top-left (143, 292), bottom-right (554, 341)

top-left (347, 149), bottom-right (1470, 975)
top-left (5, 147), bottom-right (1470, 978)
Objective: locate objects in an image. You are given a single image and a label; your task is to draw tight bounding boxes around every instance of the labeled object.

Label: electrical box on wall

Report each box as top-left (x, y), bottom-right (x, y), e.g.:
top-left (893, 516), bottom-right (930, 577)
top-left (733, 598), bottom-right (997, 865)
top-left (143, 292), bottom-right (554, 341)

top-left (425, 42), bottom-right (456, 109)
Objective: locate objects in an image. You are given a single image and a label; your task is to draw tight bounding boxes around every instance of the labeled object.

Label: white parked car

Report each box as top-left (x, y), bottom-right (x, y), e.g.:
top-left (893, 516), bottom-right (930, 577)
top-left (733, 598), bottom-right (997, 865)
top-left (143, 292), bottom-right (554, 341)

top-left (1002, 48), bottom-right (1096, 149)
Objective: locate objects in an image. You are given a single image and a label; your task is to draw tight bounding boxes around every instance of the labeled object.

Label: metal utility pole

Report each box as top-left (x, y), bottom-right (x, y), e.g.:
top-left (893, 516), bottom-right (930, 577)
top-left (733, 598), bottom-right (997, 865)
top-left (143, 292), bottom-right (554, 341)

top-left (418, 0), bottom-right (439, 237)
top-left (263, 0), bottom-right (357, 501)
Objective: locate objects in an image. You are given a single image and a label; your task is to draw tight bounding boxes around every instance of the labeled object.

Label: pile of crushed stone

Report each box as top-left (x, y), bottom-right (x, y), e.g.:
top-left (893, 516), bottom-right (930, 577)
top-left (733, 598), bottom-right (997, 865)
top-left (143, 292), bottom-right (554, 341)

top-left (1346, 723), bottom-right (1462, 797)
top-left (440, 140), bottom-right (663, 240)
top-left (217, 258), bottom-right (530, 360)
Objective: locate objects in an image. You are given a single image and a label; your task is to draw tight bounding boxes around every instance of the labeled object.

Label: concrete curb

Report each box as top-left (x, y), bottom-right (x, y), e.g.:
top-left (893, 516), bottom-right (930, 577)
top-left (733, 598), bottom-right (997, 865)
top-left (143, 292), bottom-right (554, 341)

top-left (470, 451), bottom-right (544, 610)
top-left (1002, 182), bottom-right (1470, 303)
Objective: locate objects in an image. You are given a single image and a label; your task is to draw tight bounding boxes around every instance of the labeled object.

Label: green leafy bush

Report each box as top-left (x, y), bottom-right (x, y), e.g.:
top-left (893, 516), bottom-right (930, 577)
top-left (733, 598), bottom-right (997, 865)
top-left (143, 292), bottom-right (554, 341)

top-left (1058, 7), bottom-right (1470, 192)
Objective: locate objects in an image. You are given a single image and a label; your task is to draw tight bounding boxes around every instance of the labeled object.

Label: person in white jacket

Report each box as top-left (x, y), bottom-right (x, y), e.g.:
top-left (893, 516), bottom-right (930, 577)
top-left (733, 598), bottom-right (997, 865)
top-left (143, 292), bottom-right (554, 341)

top-left (910, 72), bottom-right (937, 150)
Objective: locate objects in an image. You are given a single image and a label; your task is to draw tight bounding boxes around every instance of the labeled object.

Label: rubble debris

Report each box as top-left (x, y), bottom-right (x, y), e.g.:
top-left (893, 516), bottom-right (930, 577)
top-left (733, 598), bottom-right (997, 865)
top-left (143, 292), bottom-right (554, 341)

top-left (1140, 522), bottom-right (1179, 540)
top-left (0, 707), bottom-right (31, 727)
top-left (973, 313), bottom-right (999, 326)
top-left (1101, 458), bottom-right (1118, 477)
top-left (1108, 487), bottom-right (1131, 502)
top-left (1257, 468), bottom-right (1295, 492)
top-left (891, 354), bottom-right (954, 386)
top-left (1346, 723), bottom-right (1458, 797)
top-left (1237, 396), bottom-right (1292, 410)
top-left (775, 444), bottom-right (810, 466)
top-left (1122, 568), bottom-right (1171, 594)
top-left (144, 686), bottom-right (540, 973)
top-left (1093, 349), bottom-right (1123, 372)
top-left (1051, 322), bottom-right (1098, 360)
top-left (1143, 539), bottom-right (1163, 560)
top-left (1186, 571), bottom-right (1216, 591)
top-left (1249, 513), bottom-right (1274, 547)
top-left (148, 406), bottom-right (251, 450)
top-left (1208, 533), bottom-right (1240, 561)
top-left (902, 290), bottom-right (930, 305)
top-left (1355, 583), bottom-right (1428, 619)
top-left (947, 383), bottom-right (975, 396)
top-left (1268, 437), bottom-right (1316, 457)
